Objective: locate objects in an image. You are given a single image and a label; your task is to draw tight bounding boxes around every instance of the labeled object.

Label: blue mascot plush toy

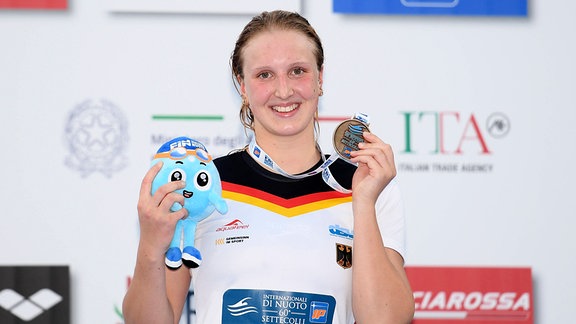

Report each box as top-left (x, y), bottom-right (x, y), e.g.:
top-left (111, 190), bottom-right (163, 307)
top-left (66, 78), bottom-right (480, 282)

top-left (151, 136), bottom-right (228, 269)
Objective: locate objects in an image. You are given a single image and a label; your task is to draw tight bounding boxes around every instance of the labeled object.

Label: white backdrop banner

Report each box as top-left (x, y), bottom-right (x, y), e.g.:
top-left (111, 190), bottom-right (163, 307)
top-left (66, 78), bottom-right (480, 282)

top-left (1, 1), bottom-right (575, 323)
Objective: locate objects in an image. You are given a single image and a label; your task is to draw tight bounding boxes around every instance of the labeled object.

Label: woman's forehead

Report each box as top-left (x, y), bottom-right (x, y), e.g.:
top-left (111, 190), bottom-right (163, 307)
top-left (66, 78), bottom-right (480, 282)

top-left (241, 30), bottom-right (317, 66)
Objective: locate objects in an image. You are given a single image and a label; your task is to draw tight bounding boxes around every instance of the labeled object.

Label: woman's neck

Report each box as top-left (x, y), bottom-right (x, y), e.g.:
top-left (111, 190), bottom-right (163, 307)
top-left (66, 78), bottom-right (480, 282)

top-left (253, 133), bottom-right (321, 174)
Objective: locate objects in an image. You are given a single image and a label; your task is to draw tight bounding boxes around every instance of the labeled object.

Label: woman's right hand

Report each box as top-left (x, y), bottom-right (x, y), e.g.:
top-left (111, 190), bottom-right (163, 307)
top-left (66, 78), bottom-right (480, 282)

top-left (136, 161), bottom-right (189, 257)
top-left (123, 162), bottom-right (191, 324)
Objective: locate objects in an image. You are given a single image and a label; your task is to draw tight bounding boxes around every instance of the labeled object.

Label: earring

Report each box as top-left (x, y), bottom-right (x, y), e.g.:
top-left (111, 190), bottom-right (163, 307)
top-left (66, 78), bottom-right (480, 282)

top-left (319, 87), bottom-right (324, 96)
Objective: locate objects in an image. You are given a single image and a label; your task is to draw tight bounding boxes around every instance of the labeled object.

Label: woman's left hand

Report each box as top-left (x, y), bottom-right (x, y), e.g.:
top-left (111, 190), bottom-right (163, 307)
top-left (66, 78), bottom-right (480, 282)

top-left (349, 132), bottom-right (397, 203)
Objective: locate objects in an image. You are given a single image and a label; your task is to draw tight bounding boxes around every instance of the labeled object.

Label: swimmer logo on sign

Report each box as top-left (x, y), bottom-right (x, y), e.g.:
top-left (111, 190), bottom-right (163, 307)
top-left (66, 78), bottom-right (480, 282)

top-left (222, 289), bottom-right (336, 324)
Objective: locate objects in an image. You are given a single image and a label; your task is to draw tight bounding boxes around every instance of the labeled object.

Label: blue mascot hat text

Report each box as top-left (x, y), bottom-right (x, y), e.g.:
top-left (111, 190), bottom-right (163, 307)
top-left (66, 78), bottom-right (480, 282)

top-left (151, 136), bottom-right (228, 269)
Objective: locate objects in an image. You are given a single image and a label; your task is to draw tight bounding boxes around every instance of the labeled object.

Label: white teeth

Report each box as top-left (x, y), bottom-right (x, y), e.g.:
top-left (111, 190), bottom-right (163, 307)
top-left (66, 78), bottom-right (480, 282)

top-left (272, 104), bottom-right (298, 113)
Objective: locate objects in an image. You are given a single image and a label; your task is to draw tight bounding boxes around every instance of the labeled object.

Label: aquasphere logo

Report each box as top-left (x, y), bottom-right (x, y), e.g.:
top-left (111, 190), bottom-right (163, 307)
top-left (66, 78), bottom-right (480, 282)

top-left (64, 99), bottom-right (129, 177)
top-left (0, 266), bottom-right (70, 324)
top-left (216, 219), bottom-right (250, 232)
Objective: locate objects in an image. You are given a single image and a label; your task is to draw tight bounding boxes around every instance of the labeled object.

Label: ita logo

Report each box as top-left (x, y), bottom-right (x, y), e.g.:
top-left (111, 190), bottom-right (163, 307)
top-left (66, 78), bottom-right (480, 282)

top-left (64, 99), bottom-right (129, 177)
top-left (397, 111), bottom-right (511, 174)
top-left (400, 111), bottom-right (511, 155)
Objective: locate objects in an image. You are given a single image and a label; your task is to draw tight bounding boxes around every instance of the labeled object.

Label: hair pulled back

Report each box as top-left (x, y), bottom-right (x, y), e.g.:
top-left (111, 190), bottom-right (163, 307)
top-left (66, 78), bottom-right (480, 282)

top-left (230, 10), bottom-right (324, 129)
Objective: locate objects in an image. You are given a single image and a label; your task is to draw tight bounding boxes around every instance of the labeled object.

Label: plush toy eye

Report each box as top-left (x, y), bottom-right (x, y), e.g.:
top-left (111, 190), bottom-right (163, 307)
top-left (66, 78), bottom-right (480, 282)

top-left (169, 168), bottom-right (186, 182)
top-left (194, 171), bottom-right (211, 191)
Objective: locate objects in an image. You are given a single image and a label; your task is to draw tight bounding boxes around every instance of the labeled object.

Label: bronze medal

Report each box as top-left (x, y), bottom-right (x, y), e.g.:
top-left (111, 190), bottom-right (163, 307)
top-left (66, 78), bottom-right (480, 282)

top-left (332, 118), bottom-right (370, 161)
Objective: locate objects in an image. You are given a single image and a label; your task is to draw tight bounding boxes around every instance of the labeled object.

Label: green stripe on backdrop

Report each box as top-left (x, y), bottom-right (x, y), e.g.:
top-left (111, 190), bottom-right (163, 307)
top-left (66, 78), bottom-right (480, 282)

top-left (152, 115), bottom-right (224, 121)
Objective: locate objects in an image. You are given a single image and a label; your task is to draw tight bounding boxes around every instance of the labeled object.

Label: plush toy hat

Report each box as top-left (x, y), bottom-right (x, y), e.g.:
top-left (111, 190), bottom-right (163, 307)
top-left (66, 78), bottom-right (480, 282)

top-left (154, 137), bottom-right (210, 160)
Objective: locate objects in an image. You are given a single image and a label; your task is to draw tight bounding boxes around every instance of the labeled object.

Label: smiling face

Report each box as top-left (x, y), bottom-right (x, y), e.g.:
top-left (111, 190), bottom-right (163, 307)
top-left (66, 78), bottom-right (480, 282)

top-left (150, 139), bottom-right (224, 220)
top-left (238, 29), bottom-right (323, 141)
top-left (152, 153), bottom-right (218, 215)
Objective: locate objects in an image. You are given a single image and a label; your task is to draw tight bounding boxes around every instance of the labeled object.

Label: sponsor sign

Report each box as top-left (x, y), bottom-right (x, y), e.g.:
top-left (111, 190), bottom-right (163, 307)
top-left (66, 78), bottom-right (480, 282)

top-left (406, 266), bottom-right (533, 324)
top-left (109, 0), bottom-right (300, 14)
top-left (333, 0), bottom-right (528, 16)
top-left (0, 0), bottom-right (67, 9)
top-left (396, 111), bottom-right (511, 174)
top-left (0, 266), bottom-right (70, 324)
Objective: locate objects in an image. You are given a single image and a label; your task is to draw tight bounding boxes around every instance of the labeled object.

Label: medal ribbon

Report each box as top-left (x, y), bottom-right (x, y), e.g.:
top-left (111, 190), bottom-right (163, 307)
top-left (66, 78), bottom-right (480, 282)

top-left (246, 113), bottom-right (370, 194)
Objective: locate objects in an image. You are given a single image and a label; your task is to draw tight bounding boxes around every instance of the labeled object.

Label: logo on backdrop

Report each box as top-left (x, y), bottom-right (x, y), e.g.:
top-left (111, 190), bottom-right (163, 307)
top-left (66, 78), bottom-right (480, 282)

top-left (64, 99), bottom-right (129, 177)
top-left (0, 266), bottom-right (70, 324)
top-left (397, 111), bottom-right (511, 174)
top-left (333, 0), bottom-right (528, 16)
top-left (406, 266), bottom-right (533, 323)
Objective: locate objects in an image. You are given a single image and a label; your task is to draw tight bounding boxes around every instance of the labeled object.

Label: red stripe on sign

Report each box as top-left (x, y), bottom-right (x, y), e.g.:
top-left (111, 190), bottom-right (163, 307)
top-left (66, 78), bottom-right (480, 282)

top-left (406, 266), bottom-right (533, 324)
top-left (0, 0), bottom-right (67, 9)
